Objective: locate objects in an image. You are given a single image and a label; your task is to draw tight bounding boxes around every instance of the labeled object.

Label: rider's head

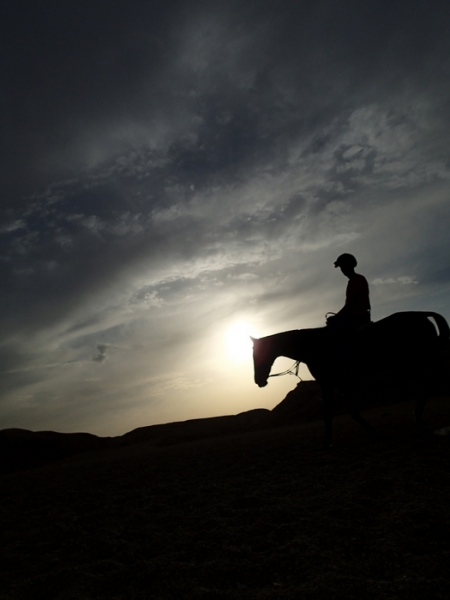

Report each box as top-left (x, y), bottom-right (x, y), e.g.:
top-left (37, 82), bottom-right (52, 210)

top-left (334, 253), bottom-right (357, 276)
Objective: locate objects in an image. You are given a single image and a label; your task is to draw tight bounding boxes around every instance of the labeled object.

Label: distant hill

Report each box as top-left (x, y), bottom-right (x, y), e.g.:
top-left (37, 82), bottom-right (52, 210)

top-left (0, 428), bottom-right (111, 474)
top-left (0, 383), bottom-right (318, 473)
top-left (1, 379), bottom-right (448, 474)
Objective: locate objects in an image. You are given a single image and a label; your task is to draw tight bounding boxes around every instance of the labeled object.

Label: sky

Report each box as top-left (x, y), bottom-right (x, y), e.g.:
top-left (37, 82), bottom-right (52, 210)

top-left (2, 0), bottom-right (450, 436)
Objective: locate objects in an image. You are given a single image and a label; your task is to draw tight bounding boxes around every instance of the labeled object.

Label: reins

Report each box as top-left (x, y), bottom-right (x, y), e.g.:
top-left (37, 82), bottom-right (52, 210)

top-left (268, 359), bottom-right (322, 401)
top-left (268, 360), bottom-right (301, 380)
top-left (268, 358), bottom-right (325, 404)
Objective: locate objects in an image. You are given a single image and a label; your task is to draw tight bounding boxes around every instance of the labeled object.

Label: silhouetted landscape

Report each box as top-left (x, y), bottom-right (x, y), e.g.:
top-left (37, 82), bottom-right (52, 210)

top-left (4, 0), bottom-right (450, 596)
top-left (1, 384), bottom-right (450, 599)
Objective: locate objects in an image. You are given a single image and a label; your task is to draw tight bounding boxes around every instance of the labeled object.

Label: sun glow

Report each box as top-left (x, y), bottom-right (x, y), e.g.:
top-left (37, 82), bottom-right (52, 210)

top-left (224, 321), bottom-right (255, 362)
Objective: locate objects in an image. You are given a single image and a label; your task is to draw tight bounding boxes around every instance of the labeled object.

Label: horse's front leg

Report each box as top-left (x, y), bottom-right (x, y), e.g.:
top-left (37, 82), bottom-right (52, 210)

top-left (343, 380), bottom-right (380, 440)
top-left (321, 382), bottom-right (334, 449)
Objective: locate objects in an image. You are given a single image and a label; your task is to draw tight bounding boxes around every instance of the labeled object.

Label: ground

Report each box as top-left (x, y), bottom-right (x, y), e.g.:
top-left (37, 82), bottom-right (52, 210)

top-left (1, 397), bottom-right (450, 599)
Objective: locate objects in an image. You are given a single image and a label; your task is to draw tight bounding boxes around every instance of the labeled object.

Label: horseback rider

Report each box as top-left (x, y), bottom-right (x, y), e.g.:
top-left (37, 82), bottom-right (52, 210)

top-left (327, 253), bottom-right (371, 332)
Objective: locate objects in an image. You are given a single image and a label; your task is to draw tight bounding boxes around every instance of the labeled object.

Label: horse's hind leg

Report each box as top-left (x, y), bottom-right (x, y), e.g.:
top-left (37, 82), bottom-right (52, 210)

top-left (344, 388), bottom-right (379, 439)
top-left (412, 371), bottom-right (429, 431)
top-left (414, 395), bottom-right (427, 431)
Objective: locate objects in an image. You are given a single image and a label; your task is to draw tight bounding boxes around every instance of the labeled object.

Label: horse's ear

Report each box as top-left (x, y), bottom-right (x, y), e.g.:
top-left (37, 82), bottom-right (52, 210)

top-left (250, 336), bottom-right (258, 343)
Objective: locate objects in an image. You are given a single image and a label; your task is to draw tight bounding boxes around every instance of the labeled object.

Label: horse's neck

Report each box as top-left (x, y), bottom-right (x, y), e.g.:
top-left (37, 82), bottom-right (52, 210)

top-left (269, 328), bottom-right (325, 362)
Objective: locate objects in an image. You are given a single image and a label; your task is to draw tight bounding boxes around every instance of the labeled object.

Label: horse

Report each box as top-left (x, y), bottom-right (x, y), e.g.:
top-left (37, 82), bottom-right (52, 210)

top-left (251, 311), bottom-right (449, 448)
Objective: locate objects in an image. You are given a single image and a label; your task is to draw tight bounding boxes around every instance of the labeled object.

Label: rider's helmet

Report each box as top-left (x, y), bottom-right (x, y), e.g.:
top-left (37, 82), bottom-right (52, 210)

top-left (334, 253), bottom-right (357, 268)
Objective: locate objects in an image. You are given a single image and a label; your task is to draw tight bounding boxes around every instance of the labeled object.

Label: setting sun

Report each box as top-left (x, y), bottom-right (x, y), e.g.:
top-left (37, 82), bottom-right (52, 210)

top-left (224, 321), bottom-right (255, 362)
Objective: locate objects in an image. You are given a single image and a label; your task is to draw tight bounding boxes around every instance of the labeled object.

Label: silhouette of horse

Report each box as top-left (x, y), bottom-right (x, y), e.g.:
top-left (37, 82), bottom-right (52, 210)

top-left (252, 311), bottom-right (449, 447)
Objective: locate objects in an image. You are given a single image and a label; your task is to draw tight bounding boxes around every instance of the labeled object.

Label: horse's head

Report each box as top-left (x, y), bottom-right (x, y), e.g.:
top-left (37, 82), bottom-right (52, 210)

top-left (251, 336), bottom-right (273, 387)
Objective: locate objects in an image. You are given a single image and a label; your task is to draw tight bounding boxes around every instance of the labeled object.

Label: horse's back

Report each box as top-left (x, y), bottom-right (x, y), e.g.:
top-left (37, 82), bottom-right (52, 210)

top-left (353, 311), bottom-right (448, 369)
top-left (368, 311), bottom-right (447, 340)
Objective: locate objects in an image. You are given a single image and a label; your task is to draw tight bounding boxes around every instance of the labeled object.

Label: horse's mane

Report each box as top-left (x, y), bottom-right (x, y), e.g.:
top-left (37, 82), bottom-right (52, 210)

top-left (260, 327), bottom-right (326, 341)
top-left (260, 327), bottom-right (328, 358)
top-left (262, 327), bottom-right (327, 343)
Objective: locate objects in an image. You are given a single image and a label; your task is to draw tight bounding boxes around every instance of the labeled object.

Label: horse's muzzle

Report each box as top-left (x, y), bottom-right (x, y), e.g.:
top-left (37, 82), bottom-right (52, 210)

top-left (256, 380), bottom-right (268, 388)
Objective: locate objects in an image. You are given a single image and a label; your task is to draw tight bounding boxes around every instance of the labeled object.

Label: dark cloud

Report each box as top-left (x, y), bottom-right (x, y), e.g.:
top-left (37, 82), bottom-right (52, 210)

top-left (93, 344), bottom-right (109, 363)
top-left (3, 0), bottom-right (448, 204)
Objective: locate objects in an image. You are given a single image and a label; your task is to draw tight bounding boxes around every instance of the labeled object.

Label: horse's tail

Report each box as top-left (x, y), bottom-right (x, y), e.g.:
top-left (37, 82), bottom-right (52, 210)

top-left (422, 313), bottom-right (450, 386)
top-left (424, 312), bottom-right (450, 340)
